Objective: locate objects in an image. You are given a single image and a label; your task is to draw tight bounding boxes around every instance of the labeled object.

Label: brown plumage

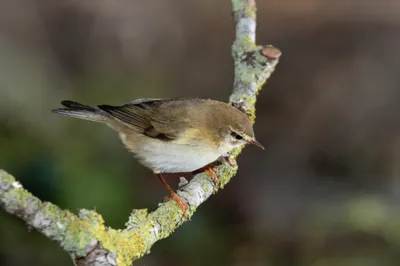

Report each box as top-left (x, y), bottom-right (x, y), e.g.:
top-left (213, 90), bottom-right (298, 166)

top-left (52, 98), bottom-right (263, 217)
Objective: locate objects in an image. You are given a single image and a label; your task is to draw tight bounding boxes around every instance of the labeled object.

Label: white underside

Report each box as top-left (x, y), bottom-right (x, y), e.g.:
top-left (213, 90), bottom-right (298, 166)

top-left (120, 133), bottom-right (225, 173)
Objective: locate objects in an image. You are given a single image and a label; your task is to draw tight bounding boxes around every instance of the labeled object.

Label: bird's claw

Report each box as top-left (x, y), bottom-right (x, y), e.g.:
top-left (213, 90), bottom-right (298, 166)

top-left (219, 155), bottom-right (237, 167)
top-left (165, 192), bottom-right (189, 219)
top-left (204, 166), bottom-right (219, 185)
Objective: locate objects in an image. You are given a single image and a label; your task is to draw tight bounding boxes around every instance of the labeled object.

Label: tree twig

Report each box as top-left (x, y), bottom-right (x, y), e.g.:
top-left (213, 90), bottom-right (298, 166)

top-left (0, 1), bottom-right (280, 265)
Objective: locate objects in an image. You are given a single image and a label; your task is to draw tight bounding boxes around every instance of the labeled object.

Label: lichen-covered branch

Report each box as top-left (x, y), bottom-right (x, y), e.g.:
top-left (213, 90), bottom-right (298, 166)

top-left (0, 1), bottom-right (280, 265)
top-left (230, 0), bottom-right (281, 120)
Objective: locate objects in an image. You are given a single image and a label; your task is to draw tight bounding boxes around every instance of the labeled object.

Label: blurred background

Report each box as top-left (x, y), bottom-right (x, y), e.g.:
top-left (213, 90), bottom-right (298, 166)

top-left (1, 0), bottom-right (400, 265)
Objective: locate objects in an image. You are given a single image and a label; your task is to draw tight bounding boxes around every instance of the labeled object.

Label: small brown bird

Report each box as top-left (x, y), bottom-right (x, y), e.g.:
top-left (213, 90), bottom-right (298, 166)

top-left (52, 98), bottom-right (263, 216)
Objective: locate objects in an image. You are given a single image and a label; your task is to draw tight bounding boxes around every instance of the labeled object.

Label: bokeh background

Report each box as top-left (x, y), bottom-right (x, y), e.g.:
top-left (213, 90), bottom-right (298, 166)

top-left (1, 0), bottom-right (400, 265)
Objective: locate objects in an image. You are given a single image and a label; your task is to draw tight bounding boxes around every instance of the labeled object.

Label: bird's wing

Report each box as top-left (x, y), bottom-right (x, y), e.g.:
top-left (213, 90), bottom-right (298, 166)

top-left (98, 98), bottom-right (184, 141)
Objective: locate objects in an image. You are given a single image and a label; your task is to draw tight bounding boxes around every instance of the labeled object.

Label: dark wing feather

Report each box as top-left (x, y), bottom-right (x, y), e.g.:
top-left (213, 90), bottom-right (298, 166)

top-left (98, 105), bottom-right (150, 129)
top-left (98, 98), bottom-right (180, 141)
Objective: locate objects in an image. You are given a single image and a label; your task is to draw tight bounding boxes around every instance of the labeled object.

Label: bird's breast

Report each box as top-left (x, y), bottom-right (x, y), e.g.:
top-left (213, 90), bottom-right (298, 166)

top-left (121, 133), bottom-right (222, 173)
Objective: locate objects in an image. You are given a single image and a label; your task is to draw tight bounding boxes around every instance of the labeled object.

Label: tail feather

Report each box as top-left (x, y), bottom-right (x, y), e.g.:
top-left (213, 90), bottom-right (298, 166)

top-left (52, 100), bottom-right (107, 123)
top-left (61, 100), bottom-right (97, 111)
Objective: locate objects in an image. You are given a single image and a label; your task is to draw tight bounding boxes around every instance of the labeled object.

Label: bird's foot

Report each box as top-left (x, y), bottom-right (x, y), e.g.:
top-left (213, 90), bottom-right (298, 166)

top-left (220, 156), bottom-right (237, 168)
top-left (164, 192), bottom-right (189, 219)
top-left (157, 173), bottom-right (189, 219)
top-left (203, 165), bottom-right (219, 185)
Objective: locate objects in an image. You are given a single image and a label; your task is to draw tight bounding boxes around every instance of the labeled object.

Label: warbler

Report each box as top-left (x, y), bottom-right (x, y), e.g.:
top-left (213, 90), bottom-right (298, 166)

top-left (52, 98), bottom-right (264, 216)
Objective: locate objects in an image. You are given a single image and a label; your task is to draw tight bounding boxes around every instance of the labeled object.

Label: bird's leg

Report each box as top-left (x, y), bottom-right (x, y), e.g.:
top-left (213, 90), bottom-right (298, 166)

top-left (156, 173), bottom-right (189, 218)
top-left (194, 156), bottom-right (236, 185)
top-left (197, 165), bottom-right (219, 185)
top-left (219, 155), bottom-right (237, 168)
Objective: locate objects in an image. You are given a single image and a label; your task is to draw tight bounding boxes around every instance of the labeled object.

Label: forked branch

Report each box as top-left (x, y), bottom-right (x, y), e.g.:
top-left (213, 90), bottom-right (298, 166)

top-left (0, 1), bottom-right (280, 265)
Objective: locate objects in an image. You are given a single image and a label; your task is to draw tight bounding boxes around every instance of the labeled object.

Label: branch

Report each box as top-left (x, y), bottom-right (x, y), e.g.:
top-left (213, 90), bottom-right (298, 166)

top-left (0, 1), bottom-right (280, 265)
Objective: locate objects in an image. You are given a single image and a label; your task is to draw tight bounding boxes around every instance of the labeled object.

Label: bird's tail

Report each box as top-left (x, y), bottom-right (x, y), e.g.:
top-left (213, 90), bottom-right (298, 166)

top-left (52, 100), bottom-right (108, 123)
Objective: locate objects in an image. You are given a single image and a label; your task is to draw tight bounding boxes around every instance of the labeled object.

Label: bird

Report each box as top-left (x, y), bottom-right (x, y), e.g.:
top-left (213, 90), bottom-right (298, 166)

top-left (52, 98), bottom-right (264, 217)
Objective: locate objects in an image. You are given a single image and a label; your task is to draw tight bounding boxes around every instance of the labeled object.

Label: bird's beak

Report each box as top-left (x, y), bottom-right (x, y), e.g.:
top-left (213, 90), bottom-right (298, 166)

top-left (248, 139), bottom-right (265, 150)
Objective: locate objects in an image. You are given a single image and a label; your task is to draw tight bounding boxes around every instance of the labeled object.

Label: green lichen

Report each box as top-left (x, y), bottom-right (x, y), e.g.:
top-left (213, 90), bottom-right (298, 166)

top-left (232, 38), bottom-right (256, 58)
top-left (72, 209), bottom-right (148, 265)
top-left (230, 146), bottom-right (244, 158)
top-left (126, 209), bottom-right (149, 230)
top-left (0, 180), bottom-right (99, 259)
top-left (243, 95), bottom-right (257, 122)
top-left (58, 209), bottom-right (100, 257)
top-left (231, 0), bottom-right (247, 12)
top-left (0, 173), bottom-right (149, 265)
top-left (60, 208), bottom-right (149, 265)
top-left (2, 187), bottom-right (35, 214)
top-left (197, 175), bottom-right (214, 194)
top-left (217, 165), bottom-right (238, 189)
top-left (255, 78), bottom-right (267, 93)
top-left (245, 8), bottom-right (256, 18)
top-left (231, 0), bottom-right (256, 18)
top-left (151, 202), bottom-right (183, 234)
top-left (254, 46), bottom-right (269, 65)
top-left (96, 228), bottom-right (145, 266)
top-left (242, 36), bottom-right (257, 51)
top-left (237, 70), bottom-right (254, 84)
top-left (233, 47), bottom-right (271, 84)
top-left (0, 170), bottom-right (15, 184)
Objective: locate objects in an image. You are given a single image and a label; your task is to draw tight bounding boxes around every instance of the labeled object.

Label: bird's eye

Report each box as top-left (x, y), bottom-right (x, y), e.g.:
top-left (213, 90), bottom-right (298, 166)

top-left (231, 131), bottom-right (243, 140)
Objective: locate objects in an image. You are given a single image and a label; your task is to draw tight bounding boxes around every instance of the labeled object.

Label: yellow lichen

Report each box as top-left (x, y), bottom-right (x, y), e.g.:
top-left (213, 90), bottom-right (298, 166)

top-left (231, 0), bottom-right (246, 12)
top-left (245, 8), bottom-right (256, 18)
top-left (0, 170), bottom-right (15, 184)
